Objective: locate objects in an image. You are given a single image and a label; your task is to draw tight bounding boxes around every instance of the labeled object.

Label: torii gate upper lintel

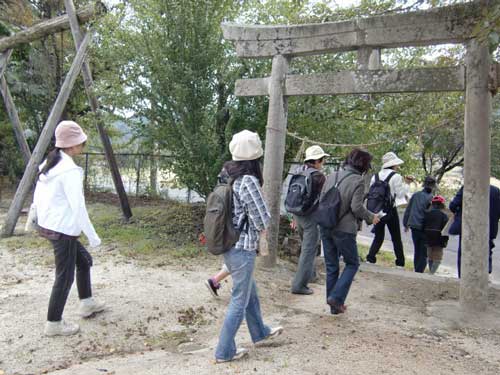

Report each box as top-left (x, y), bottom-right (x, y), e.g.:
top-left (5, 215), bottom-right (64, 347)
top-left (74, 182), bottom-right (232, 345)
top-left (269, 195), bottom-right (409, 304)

top-left (222, 0), bottom-right (498, 313)
top-left (0, 0), bottom-right (132, 239)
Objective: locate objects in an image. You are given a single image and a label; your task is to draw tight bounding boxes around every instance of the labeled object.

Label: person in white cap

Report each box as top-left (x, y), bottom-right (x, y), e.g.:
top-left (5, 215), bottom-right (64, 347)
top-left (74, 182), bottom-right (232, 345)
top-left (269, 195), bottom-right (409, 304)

top-left (289, 145), bottom-right (328, 295)
top-left (33, 121), bottom-right (105, 337)
top-left (366, 151), bottom-right (412, 267)
top-left (214, 130), bottom-right (282, 363)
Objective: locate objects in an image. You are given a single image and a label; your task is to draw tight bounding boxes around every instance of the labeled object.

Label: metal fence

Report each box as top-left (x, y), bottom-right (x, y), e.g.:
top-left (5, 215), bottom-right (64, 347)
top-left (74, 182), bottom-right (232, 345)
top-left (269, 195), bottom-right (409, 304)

top-left (78, 152), bottom-right (343, 204)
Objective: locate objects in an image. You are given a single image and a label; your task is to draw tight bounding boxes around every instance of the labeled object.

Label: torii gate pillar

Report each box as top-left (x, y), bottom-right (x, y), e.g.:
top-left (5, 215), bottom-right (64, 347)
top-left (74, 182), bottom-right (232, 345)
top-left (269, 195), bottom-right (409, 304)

top-left (259, 55), bottom-right (289, 268)
top-left (460, 39), bottom-right (492, 311)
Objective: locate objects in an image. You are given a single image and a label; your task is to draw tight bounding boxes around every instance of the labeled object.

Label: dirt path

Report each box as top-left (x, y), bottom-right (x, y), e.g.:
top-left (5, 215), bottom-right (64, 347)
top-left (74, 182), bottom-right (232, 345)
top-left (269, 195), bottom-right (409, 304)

top-left (2, 236), bottom-right (500, 375)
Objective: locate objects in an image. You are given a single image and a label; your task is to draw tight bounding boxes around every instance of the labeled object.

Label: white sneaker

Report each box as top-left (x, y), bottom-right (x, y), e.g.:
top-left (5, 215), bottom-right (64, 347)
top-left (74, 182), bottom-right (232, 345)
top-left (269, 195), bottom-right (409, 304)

top-left (78, 297), bottom-right (106, 318)
top-left (44, 320), bottom-right (80, 337)
top-left (215, 348), bottom-right (249, 363)
top-left (255, 326), bottom-right (284, 347)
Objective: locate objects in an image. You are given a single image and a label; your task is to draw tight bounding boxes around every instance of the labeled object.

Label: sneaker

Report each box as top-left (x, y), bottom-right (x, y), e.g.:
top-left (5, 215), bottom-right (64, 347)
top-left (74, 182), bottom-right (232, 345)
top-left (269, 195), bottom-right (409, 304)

top-left (78, 297), bottom-right (106, 318)
top-left (215, 347), bottom-right (249, 363)
top-left (291, 287), bottom-right (313, 295)
top-left (205, 279), bottom-right (220, 298)
top-left (255, 326), bottom-right (283, 347)
top-left (44, 320), bottom-right (80, 337)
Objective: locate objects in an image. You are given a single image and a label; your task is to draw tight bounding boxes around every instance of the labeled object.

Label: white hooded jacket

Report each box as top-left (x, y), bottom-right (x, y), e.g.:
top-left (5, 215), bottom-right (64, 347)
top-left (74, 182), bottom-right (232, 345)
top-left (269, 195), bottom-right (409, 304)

top-left (34, 151), bottom-right (101, 247)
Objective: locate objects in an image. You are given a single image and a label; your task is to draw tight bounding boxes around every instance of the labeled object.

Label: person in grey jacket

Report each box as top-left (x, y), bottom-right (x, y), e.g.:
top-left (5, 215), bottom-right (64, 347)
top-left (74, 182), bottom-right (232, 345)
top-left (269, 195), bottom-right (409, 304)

top-left (403, 176), bottom-right (436, 273)
top-left (320, 148), bottom-right (380, 314)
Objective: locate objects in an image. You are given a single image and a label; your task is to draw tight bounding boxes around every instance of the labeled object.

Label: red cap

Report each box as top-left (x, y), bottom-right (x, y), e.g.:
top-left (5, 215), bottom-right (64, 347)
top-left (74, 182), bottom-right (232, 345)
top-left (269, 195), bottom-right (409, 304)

top-left (432, 195), bottom-right (445, 204)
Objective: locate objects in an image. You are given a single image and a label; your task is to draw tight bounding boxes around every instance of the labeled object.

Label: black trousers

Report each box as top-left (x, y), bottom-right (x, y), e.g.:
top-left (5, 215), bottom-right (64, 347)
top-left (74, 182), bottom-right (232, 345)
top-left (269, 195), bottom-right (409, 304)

top-left (411, 228), bottom-right (427, 273)
top-left (47, 238), bottom-right (93, 322)
top-left (366, 207), bottom-right (405, 267)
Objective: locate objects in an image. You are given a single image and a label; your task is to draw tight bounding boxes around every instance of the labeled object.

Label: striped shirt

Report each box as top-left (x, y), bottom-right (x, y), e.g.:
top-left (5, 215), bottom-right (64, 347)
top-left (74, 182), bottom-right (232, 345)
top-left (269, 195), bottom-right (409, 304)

top-left (232, 175), bottom-right (271, 252)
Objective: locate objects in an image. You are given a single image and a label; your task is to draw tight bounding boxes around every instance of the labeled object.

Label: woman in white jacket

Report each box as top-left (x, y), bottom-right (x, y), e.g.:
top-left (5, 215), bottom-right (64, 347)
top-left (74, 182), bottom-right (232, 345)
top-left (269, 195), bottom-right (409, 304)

top-left (34, 121), bottom-right (104, 337)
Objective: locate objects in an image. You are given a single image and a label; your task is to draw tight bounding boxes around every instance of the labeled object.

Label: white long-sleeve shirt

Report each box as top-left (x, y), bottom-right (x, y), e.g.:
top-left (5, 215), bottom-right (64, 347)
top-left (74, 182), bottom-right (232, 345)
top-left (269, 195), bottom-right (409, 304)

top-left (34, 151), bottom-right (101, 247)
top-left (370, 168), bottom-right (410, 207)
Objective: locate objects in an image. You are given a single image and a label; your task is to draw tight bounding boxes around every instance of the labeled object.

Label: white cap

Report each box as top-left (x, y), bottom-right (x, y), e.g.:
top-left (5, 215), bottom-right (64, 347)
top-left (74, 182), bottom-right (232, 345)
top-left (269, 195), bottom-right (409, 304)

top-left (304, 145), bottom-right (329, 162)
top-left (381, 152), bottom-right (404, 169)
top-left (229, 130), bottom-right (264, 161)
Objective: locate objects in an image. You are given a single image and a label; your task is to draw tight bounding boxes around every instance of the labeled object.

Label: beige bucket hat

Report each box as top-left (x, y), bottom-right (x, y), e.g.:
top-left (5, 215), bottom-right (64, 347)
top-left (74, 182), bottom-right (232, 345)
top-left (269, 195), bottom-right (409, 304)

top-left (381, 152), bottom-right (404, 169)
top-left (229, 130), bottom-right (264, 161)
top-left (304, 145), bottom-right (329, 162)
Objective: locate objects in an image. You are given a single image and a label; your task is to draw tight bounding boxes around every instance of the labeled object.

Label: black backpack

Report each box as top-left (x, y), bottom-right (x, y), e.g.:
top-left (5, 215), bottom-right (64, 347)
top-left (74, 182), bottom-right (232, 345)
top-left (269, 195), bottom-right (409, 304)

top-left (285, 167), bottom-right (319, 216)
top-left (366, 171), bottom-right (396, 213)
top-left (313, 171), bottom-right (353, 229)
top-left (203, 178), bottom-right (246, 255)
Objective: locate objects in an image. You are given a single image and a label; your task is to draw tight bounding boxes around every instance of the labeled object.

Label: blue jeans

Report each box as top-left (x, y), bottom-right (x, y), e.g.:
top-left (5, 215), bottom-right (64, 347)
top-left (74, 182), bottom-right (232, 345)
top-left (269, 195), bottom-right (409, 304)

top-left (215, 247), bottom-right (270, 361)
top-left (320, 228), bottom-right (360, 305)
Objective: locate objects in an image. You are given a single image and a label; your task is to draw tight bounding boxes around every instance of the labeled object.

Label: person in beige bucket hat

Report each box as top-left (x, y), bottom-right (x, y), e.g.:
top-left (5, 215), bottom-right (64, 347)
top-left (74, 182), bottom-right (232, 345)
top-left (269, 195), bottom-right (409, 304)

top-left (286, 145), bottom-right (328, 295)
top-left (214, 130), bottom-right (282, 363)
top-left (366, 151), bottom-right (412, 267)
top-left (32, 121), bottom-right (105, 337)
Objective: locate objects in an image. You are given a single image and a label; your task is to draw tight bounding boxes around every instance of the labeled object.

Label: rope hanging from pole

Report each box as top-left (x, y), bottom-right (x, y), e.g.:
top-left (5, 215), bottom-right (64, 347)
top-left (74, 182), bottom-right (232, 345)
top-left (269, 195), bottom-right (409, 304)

top-left (286, 131), bottom-right (390, 148)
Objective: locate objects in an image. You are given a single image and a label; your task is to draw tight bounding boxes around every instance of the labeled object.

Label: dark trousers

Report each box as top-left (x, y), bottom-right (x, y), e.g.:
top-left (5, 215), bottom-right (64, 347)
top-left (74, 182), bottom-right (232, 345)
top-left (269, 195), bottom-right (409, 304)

top-left (411, 229), bottom-right (427, 273)
top-left (457, 236), bottom-right (493, 278)
top-left (47, 238), bottom-right (93, 322)
top-left (321, 228), bottom-right (359, 305)
top-left (366, 207), bottom-right (405, 267)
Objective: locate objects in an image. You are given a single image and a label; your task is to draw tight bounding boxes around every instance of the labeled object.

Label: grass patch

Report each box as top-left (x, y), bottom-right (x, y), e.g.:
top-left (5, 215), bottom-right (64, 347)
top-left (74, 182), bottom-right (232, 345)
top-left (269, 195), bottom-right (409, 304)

top-left (2, 234), bottom-right (47, 250)
top-left (358, 243), bottom-right (413, 270)
top-left (145, 330), bottom-right (191, 350)
top-left (89, 200), bottom-right (207, 262)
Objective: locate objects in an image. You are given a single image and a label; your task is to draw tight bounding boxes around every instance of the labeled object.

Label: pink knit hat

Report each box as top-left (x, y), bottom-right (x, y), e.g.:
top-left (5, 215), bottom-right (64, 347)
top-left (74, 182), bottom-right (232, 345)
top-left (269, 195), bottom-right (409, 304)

top-left (55, 121), bottom-right (87, 148)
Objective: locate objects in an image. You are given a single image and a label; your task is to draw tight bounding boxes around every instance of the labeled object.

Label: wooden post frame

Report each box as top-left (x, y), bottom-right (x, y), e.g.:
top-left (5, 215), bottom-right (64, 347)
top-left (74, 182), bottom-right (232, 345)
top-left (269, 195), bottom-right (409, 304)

top-left (1, 33), bottom-right (91, 237)
top-left (64, 0), bottom-right (132, 220)
top-left (0, 49), bottom-right (32, 166)
top-left (0, 3), bottom-right (103, 53)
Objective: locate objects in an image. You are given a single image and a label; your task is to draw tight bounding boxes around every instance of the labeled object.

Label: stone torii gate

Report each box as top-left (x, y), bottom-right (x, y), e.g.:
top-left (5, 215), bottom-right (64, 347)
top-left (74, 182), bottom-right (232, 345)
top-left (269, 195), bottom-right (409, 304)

top-left (0, 0), bottom-right (133, 237)
top-left (222, 0), bottom-right (498, 312)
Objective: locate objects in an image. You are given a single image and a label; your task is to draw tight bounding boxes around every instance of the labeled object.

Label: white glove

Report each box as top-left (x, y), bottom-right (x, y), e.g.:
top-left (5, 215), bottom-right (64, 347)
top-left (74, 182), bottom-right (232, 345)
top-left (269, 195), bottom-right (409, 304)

top-left (89, 236), bottom-right (102, 248)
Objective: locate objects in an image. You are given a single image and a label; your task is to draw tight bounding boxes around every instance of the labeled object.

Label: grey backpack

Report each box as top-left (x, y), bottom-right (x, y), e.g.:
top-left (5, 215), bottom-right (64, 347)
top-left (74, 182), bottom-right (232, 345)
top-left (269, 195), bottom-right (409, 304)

top-left (204, 179), bottom-right (244, 255)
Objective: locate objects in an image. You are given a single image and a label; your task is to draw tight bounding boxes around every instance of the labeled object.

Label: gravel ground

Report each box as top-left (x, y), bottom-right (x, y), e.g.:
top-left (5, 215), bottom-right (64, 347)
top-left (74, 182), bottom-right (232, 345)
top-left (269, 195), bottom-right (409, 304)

top-left (1, 199), bottom-right (500, 375)
top-left (2, 239), bottom-right (500, 375)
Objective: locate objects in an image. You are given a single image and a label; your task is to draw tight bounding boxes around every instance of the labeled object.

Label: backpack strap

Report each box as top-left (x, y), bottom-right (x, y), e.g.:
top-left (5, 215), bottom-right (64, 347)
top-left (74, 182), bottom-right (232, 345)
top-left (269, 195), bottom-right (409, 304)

top-left (384, 171), bottom-right (396, 183)
top-left (231, 176), bottom-right (249, 233)
top-left (328, 171), bottom-right (356, 222)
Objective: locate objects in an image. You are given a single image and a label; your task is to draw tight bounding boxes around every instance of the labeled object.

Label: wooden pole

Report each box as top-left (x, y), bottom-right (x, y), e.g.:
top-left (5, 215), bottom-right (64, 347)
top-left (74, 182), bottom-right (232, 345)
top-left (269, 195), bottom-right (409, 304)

top-left (64, 0), bottom-right (132, 220)
top-left (259, 54), bottom-right (289, 268)
top-left (0, 50), bottom-right (31, 166)
top-left (460, 38), bottom-right (491, 312)
top-left (0, 49), bottom-right (12, 78)
top-left (0, 3), bottom-right (102, 52)
top-left (1, 33), bottom-right (91, 237)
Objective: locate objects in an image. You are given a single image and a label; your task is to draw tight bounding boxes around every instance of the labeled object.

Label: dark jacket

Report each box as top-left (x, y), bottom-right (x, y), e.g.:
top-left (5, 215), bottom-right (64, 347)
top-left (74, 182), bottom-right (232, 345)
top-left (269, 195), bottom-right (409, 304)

top-left (403, 189), bottom-right (432, 230)
top-left (423, 207), bottom-right (449, 247)
top-left (305, 165), bottom-right (326, 207)
top-left (321, 165), bottom-right (375, 234)
top-left (449, 185), bottom-right (500, 239)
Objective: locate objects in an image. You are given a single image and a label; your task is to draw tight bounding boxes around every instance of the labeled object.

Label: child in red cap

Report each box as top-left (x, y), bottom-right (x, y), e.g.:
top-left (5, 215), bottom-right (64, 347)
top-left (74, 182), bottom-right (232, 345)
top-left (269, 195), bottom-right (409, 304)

top-left (423, 195), bottom-right (449, 274)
